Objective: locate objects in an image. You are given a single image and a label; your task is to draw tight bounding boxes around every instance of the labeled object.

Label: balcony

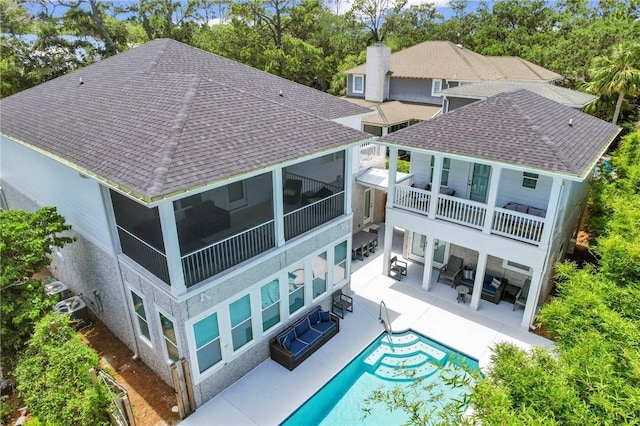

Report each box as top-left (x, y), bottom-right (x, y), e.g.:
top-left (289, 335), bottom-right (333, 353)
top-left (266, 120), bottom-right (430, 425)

top-left (283, 172), bottom-right (345, 241)
top-left (392, 185), bottom-right (546, 245)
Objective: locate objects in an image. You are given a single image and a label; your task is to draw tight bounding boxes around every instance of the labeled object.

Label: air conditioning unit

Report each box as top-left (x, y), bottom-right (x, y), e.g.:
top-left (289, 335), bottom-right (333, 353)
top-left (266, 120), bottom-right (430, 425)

top-left (53, 296), bottom-right (90, 330)
top-left (44, 280), bottom-right (70, 301)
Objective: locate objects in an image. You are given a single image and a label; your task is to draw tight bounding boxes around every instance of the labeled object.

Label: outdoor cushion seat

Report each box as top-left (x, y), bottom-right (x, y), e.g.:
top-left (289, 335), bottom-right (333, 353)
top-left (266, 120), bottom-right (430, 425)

top-left (459, 271), bottom-right (507, 304)
top-left (270, 306), bottom-right (340, 370)
top-left (303, 186), bottom-right (333, 204)
top-left (283, 179), bottom-right (303, 204)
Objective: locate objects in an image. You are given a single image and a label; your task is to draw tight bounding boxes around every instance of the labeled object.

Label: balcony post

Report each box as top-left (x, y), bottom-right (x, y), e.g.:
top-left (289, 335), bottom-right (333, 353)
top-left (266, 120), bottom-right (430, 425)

top-left (343, 148), bottom-right (352, 215)
top-left (428, 154), bottom-right (443, 219)
top-left (470, 251), bottom-right (487, 310)
top-left (421, 235), bottom-right (435, 291)
top-left (273, 169), bottom-right (285, 247)
top-left (521, 266), bottom-right (543, 330)
top-left (539, 176), bottom-right (563, 249)
top-left (482, 165), bottom-right (502, 234)
top-left (157, 202), bottom-right (186, 294)
top-left (382, 147), bottom-right (398, 275)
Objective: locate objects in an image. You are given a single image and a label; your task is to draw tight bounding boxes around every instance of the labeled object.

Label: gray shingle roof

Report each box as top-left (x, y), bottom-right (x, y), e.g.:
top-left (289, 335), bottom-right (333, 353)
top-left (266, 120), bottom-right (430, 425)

top-left (440, 80), bottom-right (597, 108)
top-left (344, 41), bottom-right (562, 81)
top-left (381, 90), bottom-right (620, 178)
top-left (0, 39), bottom-right (371, 201)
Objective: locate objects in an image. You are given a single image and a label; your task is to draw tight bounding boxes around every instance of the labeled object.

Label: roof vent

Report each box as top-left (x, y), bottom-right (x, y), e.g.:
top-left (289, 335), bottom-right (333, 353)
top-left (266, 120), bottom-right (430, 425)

top-left (279, 89), bottom-right (283, 97)
top-left (568, 118), bottom-right (573, 127)
top-left (456, 44), bottom-right (463, 49)
top-left (78, 77), bottom-right (84, 85)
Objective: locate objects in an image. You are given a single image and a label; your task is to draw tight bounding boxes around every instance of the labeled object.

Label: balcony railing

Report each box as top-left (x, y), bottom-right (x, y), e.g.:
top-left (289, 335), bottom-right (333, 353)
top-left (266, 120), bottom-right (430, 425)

top-left (359, 143), bottom-right (385, 169)
top-left (394, 185), bottom-right (431, 214)
top-left (284, 192), bottom-right (345, 240)
top-left (181, 220), bottom-right (276, 288)
top-left (285, 172), bottom-right (343, 195)
top-left (117, 226), bottom-right (170, 284)
top-left (492, 208), bottom-right (545, 244)
top-left (437, 194), bottom-right (486, 229)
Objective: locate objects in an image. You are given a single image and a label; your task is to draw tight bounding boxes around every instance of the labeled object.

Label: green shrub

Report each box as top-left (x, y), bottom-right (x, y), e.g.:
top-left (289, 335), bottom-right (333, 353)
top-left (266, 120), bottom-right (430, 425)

top-left (15, 313), bottom-right (110, 426)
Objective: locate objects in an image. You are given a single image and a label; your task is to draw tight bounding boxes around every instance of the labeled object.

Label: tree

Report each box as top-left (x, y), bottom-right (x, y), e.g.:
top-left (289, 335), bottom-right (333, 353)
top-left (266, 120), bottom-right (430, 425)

top-left (0, 207), bottom-right (75, 365)
top-left (587, 41), bottom-right (640, 125)
top-left (346, 0), bottom-right (407, 43)
top-left (14, 313), bottom-right (110, 425)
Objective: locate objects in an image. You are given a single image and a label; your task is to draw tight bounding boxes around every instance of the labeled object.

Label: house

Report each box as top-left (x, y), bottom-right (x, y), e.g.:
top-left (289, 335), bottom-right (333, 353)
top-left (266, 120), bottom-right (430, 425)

top-left (0, 39), bottom-right (373, 406)
top-left (374, 89), bottom-right (619, 329)
top-left (343, 41), bottom-right (563, 136)
top-left (439, 79), bottom-right (597, 112)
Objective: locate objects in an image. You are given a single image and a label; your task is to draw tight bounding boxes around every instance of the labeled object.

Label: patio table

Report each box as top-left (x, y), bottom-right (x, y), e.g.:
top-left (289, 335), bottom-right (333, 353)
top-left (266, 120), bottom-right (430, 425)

top-left (352, 230), bottom-right (377, 260)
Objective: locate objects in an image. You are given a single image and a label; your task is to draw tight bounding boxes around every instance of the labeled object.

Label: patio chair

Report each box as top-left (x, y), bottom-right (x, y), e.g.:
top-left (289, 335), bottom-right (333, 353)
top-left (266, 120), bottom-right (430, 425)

top-left (388, 256), bottom-right (408, 281)
top-left (283, 179), bottom-right (302, 204)
top-left (332, 289), bottom-right (353, 319)
top-left (513, 279), bottom-right (530, 311)
top-left (438, 255), bottom-right (463, 287)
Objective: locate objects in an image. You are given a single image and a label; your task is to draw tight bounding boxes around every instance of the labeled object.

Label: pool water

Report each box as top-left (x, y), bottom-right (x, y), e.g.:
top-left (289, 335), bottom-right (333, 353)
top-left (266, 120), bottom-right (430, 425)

top-left (281, 330), bottom-right (479, 425)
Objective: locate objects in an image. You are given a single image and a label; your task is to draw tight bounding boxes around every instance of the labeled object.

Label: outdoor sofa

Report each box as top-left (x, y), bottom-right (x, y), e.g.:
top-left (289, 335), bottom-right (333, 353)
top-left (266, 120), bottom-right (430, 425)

top-left (459, 271), bottom-right (507, 304)
top-left (269, 306), bottom-right (340, 371)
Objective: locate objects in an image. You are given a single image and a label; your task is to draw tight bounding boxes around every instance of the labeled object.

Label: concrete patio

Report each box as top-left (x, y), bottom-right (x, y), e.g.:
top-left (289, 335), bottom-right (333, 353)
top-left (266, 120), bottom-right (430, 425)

top-left (180, 226), bottom-right (553, 426)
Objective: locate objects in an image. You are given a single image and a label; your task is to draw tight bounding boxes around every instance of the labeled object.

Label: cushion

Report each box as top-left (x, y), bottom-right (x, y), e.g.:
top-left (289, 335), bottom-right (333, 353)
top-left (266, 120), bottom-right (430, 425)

top-left (311, 320), bottom-right (335, 334)
top-left (314, 187), bottom-right (333, 199)
top-left (294, 318), bottom-right (310, 337)
top-left (288, 338), bottom-right (308, 357)
top-left (296, 328), bottom-right (322, 345)
top-left (529, 207), bottom-right (546, 217)
top-left (424, 183), bottom-right (431, 191)
top-left (279, 329), bottom-right (295, 350)
top-left (504, 202), bottom-right (517, 211)
top-left (281, 335), bottom-right (292, 350)
top-left (463, 269), bottom-right (474, 280)
top-left (483, 274), bottom-right (493, 285)
top-left (490, 277), bottom-right (502, 288)
top-left (308, 311), bottom-right (320, 325)
top-left (319, 311), bottom-right (331, 322)
top-left (440, 186), bottom-right (455, 195)
top-left (515, 203), bottom-right (528, 213)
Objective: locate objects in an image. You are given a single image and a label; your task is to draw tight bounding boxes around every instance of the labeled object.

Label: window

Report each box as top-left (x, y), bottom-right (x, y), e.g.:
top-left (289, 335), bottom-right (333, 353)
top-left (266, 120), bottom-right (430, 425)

top-left (503, 259), bottom-right (532, 275)
top-left (389, 122), bottom-right (409, 133)
top-left (229, 295), bottom-right (253, 351)
top-left (193, 313), bottom-right (222, 373)
top-left (288, 264), bottom-right (305, 314)
top-left (522, 172), bottom-right (539, 189)
top-left (158, 312), bottom-right (179, 362)
top-left (130, 290), bottom-right (151, 343)
top-left (261, 279), bottom-right (280, 332)
top-left (432, 79), bottom-right (443, 96)
top-left (430, 157), bottom-right (450, 186)
top-left (353, 75), bottom-right (364, 94)
top-left (334, 241), bottom-right (347, 283)
top-left (312, 252), bottom-right (327, 298)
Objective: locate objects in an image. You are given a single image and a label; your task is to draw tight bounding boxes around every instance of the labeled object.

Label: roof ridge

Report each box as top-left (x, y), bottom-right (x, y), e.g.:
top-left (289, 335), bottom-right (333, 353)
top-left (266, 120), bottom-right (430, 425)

top-left (508, 91), bottom-right (574, 171)
top-left (146, 74), bottom-right (200, 197)
top-left (450, 43), bottom-right (486, 81)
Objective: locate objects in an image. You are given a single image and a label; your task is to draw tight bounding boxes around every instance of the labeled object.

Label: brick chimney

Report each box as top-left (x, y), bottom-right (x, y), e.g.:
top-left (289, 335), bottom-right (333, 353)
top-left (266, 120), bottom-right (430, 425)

top-left (365, 42), bottom-right (391, 103)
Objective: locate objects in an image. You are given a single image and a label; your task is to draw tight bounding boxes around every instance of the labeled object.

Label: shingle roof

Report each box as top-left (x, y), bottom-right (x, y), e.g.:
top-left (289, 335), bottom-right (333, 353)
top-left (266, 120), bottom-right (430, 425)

top-left (381, 90), bottom-right (620, 178)
top-left (344, 41), bottom-right (562, 81)
top-left (342, 99), bottom-right (442, 126)
top-left (440, 80), bottom-right (597, 108)
top-left (0, 39), bottom-right (371, 202)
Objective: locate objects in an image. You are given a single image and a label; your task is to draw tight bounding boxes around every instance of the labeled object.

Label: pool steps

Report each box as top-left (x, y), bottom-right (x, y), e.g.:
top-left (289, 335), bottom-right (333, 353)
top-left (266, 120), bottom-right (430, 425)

top-left (364, 332), bottom-right (448, 381)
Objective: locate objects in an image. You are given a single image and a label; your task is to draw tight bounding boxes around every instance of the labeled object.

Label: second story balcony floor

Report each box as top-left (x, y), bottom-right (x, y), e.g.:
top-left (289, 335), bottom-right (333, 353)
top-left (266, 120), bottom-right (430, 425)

top-left (389, 150), bottom-right (567, 247)
top-left (111, 151), bottom-right (348, 291)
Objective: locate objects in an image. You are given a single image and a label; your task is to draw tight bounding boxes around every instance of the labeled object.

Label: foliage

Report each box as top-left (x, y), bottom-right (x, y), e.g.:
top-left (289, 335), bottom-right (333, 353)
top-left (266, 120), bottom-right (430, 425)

top-left (586, 42), bottom-right (640, 124)
top-left (385, 158), bottom-right (410, 173)
top-left (0, 207), bottom-right (75, 366)
top-left (14, 313), bottom-right (110, 426)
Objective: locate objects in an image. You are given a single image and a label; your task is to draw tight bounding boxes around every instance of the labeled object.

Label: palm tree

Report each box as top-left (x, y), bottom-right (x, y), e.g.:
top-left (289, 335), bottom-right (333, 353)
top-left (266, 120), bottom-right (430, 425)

top-left (588, 42), bottom-right (640, 125)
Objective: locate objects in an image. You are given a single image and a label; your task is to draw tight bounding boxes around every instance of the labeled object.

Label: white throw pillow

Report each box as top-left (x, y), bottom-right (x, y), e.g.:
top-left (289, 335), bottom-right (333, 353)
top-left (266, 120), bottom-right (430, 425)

top-left (490, 277), bottom-right (502, 288)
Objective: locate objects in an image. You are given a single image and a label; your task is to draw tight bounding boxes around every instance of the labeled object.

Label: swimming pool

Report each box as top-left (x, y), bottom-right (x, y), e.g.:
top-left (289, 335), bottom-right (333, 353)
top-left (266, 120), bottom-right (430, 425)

top-left (281, 330), bottom-right (479, 425)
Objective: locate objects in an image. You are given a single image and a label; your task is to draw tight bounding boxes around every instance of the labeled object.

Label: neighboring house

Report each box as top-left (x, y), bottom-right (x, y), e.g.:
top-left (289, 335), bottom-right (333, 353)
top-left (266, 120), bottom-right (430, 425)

top-left (439, 79), bottom-right (598, 112)
top-left (343, 41), bottom-right (562, 136)
top-left (376, 89), bottom-right (619, 329)
top-left (0, 39), bottom-right (373, 406)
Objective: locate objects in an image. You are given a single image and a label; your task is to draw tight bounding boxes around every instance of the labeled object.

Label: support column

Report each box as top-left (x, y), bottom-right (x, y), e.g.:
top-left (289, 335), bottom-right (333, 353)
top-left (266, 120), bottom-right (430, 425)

top-left (421, 235), bottom-right (435, 291)
top-left (158, 202), bottom-right (186, 295)
top-left (343, 148), bottom-right (352, 215)
top-left (539, 176), bottom-right (563, 249)
top-left (428, 154), bottom-right (443, 219)
top-left (470, 251), bottom-right (488, 310)
top-left (482, 165), bottom-right (501, 233)
top-left (382, 147), bottom-right (398, 276)
top-left (521, 267), bottom-right (543, 329)
top-left (273, 169), bottom-right (285, 247)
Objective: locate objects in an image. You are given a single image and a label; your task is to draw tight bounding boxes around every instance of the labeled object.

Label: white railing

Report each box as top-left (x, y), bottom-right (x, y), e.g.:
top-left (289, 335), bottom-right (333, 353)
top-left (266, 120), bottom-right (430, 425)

top-left (117, 226), bottom-right (170, 284)
top-left (436, 195), bottom-right (486, 229)
top-left (359, 143), bottom-right (385, 169)
top-left (393, 185), bottom-right (431, 214)
top-left (181, 221), bottom-right (276, 287)
top-left (492, 208), bottom-right (545, 244)
top-left (284, 192), bottom-right (344, 240)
